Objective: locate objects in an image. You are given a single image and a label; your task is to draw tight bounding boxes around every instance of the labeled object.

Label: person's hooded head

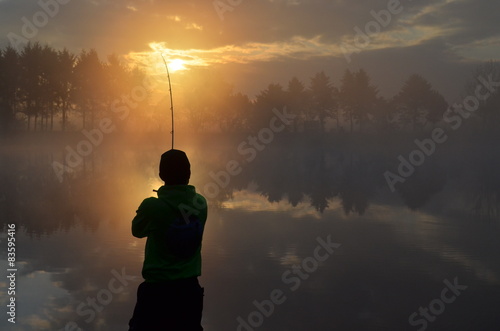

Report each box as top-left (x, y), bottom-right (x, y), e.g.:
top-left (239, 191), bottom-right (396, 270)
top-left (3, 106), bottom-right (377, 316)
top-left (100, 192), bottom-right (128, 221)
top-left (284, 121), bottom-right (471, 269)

top-left (159, 149), bottom-right (191, 185)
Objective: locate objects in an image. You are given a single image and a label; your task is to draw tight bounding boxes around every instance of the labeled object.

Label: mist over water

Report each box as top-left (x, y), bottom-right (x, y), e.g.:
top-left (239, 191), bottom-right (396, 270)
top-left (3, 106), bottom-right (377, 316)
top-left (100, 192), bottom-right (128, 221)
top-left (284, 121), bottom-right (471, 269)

top-left (1, 127), bottom-right (500, 330)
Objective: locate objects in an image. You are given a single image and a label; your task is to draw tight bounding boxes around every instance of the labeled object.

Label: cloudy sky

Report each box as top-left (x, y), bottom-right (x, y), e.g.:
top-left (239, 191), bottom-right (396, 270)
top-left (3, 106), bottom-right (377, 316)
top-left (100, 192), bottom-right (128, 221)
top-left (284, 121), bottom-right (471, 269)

top-left (1, 0), bottom-right (499, 101)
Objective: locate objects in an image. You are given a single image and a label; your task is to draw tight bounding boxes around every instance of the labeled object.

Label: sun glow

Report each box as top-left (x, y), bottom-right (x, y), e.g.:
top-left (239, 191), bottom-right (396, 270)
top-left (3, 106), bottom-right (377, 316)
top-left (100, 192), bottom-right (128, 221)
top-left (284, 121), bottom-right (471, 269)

top-left (168, 58), bottom-right (186, 72)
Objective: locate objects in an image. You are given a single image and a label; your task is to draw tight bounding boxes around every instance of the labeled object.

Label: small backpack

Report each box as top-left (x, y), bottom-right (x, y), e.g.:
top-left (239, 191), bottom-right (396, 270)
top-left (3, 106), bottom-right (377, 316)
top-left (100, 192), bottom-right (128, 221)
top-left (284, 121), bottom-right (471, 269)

top-left (165, 214), bottom-right (203, 259)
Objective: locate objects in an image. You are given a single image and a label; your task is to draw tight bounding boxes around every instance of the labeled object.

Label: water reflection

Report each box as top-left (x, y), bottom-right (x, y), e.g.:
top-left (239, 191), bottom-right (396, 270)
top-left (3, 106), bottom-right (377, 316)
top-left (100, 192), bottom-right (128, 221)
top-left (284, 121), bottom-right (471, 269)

top-left (2, 133), bottom-right (500, 233)
top-left (1, 133), bottom-right (500, 330)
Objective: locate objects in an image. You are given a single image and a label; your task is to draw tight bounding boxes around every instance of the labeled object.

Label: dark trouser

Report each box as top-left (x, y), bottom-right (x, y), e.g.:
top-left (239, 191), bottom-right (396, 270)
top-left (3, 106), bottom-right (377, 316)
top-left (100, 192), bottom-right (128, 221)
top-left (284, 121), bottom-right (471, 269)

top-left (128, 277), bottom-right (204, 331)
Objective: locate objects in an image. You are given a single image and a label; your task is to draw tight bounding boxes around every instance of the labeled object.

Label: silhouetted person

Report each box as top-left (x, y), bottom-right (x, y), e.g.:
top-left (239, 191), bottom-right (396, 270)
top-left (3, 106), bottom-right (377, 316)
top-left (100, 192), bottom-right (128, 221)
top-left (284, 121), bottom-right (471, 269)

top-left (129, 149), bottom-right (208, 330)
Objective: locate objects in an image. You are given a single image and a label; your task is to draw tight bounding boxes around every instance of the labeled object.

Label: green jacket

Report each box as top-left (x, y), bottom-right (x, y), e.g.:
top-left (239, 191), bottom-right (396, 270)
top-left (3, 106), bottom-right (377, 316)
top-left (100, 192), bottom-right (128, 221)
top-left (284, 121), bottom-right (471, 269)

top-left (132, 185), bottom-right (207, 282)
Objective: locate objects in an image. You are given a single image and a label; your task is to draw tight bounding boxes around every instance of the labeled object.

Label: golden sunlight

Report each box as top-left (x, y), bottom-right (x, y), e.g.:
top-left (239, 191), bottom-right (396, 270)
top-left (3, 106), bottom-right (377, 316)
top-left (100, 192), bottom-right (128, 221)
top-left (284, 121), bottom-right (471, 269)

top-left (125, 42), bottom-right (210, 77)
top-left (168, 58), bottom-right (186, 72)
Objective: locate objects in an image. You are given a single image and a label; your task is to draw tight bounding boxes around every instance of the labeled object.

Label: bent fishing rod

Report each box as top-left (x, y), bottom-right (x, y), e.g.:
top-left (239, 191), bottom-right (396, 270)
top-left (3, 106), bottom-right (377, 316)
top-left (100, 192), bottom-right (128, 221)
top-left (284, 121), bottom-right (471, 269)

top-left (161, 54), bottom-right (175, 150)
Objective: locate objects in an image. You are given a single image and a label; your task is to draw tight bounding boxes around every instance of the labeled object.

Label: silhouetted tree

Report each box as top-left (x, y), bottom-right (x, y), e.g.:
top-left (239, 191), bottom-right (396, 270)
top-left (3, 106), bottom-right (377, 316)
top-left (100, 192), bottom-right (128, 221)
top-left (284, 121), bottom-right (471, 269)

top-left (105, 54), bottom-right (130, 101)
top-left (55, 49), bottom-right (76, 131)
top-left (354, 69), bottom-right (379, 132)
top-left (184, 69), bottom-right (233, 132)
top-left (0, 46), bottom-right (20, 133)
top-left (41, 45), bottom-right (60, 131)
top-left (102, 55), bottom-right (150, 131)
top-left (309, 71), bottom-right (336, 132)
top-left (339, 69), bottom-right (356, 133)
top-left (393, 74), bottom-right (447, 131)
top-left (370, 97), bottom-right (398, 133)
top-left (73, 49), bottom-right (106, 129)
top-left (219, 92), bottom-right (252, 132)
top-left (252, 83), bottom-right (286, 130)
top-left (18, 43), bottom-right (59, 131)
top-left (339, 69), bottom-right (379, 133)
top-left (286, 77), bottom-right (309, 132)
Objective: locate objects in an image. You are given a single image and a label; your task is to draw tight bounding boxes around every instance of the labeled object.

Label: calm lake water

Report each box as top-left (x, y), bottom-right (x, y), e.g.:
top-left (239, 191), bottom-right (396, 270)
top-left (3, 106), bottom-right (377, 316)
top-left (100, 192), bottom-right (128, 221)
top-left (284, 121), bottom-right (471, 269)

top-left (1, 131), bottom-right (500, 331)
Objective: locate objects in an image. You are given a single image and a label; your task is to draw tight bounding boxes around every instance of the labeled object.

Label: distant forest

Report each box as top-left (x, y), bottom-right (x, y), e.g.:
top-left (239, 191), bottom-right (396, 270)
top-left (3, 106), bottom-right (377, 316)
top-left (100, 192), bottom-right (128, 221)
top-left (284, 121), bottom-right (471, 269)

top-left (0, 42), bottom-right (499, 135)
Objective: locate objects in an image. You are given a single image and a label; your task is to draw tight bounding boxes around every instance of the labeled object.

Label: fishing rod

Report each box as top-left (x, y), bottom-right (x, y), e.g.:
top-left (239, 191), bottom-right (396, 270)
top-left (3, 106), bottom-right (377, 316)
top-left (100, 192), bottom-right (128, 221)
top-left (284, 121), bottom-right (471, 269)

top-left (161, 54), bottom-right (175, 149)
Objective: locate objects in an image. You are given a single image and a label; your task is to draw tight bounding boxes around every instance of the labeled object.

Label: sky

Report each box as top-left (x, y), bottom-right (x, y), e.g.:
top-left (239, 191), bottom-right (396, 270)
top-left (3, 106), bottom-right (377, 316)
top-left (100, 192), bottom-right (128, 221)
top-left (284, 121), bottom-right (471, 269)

top-left (1, 0), bottom-right (499, 102)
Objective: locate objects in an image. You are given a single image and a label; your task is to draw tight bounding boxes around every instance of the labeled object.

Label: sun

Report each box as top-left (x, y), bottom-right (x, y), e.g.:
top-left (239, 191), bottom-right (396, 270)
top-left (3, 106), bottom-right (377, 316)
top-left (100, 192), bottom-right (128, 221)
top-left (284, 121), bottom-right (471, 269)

top-left (168, 58), bottom-right (186, 72)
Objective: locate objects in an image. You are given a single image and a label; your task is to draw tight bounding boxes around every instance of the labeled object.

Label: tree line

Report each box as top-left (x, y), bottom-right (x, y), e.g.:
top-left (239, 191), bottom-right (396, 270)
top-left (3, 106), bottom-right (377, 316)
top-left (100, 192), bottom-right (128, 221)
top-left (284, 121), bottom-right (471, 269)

top-left (206, 64), bottom-right (499, 135)
top-left (1, 43), bottom-right (498, 135)
top-left (0, 42), bottom-right (146, 133)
